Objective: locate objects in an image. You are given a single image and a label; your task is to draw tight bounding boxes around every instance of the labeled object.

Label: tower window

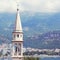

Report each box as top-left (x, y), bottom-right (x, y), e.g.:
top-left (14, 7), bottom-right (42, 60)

top-left (17, 34), bottom-right (19, 38)
top-left (14, 35), bottom-right (15, 38)
top-left (20, 35), bottom-right (22, 37)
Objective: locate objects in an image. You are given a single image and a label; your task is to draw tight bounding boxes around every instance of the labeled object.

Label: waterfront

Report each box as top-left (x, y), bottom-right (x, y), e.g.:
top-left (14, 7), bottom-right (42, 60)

top-left (24, 57), bottom-right (60, 60)
top-left (40, 57), bottom-right (60, 60)
top-left (0, 57), bottom-right (60, 60)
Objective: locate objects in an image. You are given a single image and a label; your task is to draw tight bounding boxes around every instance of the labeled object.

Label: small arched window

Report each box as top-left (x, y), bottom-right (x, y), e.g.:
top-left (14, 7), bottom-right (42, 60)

top-left (17, 34), bottom-right (19, 38)
top-left (20, 35), bottom-right (22, 37)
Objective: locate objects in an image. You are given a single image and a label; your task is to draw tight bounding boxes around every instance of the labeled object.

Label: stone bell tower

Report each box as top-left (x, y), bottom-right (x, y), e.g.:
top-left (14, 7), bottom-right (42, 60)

top-left (12, 6), bottom-right (23, 60)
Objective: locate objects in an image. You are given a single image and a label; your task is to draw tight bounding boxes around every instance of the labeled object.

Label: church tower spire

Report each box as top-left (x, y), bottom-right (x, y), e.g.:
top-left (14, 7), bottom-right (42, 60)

top-left (14, 5), bottom-right (22, 32)
top-left (12, 4), bottom-right (23, 60)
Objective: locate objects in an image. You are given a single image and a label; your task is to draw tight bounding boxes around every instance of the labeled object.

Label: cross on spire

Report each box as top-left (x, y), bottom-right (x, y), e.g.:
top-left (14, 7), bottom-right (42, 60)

top-left (17, 4), bottom-right (19, 11)
top-left (14, 4), bottom-right (22, 32)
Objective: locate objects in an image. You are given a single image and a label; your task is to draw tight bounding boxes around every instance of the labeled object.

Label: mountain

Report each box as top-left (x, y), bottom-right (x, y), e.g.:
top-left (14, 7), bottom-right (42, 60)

top-left (0, 12), bottom-right (60, 48)
top-left (24, 31), bottom-right (60, 49)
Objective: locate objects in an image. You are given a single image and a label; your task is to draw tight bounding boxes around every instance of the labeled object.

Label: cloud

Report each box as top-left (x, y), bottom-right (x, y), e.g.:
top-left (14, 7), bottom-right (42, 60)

top-left (0, 0), bottom-right (60, 12)
top-left (23, 27), bottom-right (29, 31)
top-left (0, 0), bottom-right (24, 12)
top-left (4, 28), bottom-right (9, 31)
top-left (22, 0), bottom-right (60, 12)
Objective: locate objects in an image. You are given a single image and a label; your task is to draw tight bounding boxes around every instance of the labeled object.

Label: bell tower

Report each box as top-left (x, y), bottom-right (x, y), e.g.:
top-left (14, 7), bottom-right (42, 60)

top-left (12, 5), bottom-right (23, 60)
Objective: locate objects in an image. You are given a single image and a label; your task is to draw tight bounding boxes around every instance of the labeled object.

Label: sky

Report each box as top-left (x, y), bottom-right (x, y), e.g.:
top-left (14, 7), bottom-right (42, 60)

top-left (0, 0), bottom-right (60, 35)
top-left (0, 0), bottom-right (60, 13)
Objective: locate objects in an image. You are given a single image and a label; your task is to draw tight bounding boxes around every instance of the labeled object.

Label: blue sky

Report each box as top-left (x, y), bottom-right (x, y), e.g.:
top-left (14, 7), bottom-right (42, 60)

top-left (0, 0), bottom-right (60, 13)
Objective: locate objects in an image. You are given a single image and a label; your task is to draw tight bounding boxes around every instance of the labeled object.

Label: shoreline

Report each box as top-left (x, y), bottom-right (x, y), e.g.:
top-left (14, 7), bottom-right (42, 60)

top-left (0, 55), bottom-right (60, 58)
top-left (24, 55), bottom-right (60, 58)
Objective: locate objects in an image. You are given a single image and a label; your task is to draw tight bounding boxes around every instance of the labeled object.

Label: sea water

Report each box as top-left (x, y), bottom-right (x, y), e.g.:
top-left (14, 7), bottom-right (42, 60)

top-left (40, 57), bottom-right (60, 60)
top-left (0, 57), bottom-right (60, 60)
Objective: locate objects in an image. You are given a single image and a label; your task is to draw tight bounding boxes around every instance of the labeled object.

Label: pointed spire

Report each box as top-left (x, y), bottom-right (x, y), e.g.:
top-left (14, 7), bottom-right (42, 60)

top-left (14, 5), bottom-right (22, 32)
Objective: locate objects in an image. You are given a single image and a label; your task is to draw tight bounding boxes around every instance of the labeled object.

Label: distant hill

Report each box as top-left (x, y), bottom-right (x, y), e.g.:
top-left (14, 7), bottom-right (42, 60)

top-left (24, 30), bottom-right (60, 49)
top-left (0, 12), bottom-right (60, 48)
